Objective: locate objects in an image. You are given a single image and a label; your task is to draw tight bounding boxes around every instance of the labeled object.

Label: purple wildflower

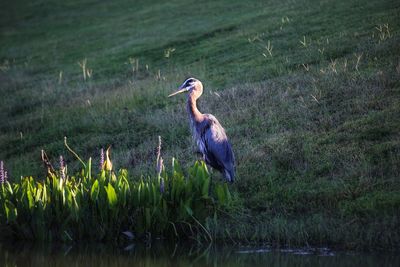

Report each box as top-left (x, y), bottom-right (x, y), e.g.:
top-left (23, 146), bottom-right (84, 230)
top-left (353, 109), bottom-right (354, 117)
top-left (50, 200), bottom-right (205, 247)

top-left (4, 171), bottom-right (7, 182)
top-left (100, 148), bottom-right (105, 170)
top-left (59, 156), bottom-right (66, 179)
top-left (0, 161), bottom-right (4, 184)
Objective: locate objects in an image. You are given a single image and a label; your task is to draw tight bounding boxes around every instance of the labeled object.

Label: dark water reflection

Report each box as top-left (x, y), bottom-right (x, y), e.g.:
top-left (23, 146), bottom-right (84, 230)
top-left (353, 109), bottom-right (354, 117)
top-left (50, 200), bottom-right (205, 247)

top-left (0, 241), bottom-right (398, 267)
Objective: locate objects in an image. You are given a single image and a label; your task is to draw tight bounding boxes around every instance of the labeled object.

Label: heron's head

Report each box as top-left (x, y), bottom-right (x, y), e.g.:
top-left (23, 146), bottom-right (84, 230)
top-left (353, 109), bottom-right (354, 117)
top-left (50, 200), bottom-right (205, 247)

top-left (168, 77), bottom-right (203, 98)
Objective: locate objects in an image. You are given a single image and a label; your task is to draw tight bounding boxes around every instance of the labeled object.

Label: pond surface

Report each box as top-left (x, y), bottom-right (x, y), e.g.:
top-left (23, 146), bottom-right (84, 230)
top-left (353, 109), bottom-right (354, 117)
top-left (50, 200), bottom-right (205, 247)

top-left (0, 242), bottom-right (398, 267)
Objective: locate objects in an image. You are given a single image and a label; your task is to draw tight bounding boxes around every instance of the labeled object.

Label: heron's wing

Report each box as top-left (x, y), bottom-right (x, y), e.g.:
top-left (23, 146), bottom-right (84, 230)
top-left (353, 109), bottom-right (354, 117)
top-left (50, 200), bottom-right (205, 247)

top-left (201, 118), bottom-right (235, 182)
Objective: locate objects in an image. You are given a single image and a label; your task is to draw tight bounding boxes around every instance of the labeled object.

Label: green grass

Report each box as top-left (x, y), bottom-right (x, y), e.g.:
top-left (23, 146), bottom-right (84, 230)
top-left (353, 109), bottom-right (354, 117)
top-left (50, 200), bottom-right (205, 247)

top-left (1, 0), bottom-right (399, 249)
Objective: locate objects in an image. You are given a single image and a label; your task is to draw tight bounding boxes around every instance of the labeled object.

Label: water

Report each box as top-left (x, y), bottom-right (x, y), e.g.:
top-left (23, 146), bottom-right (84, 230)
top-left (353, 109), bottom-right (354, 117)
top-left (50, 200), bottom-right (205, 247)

top-left (0, 242), bottom-right (398, 267)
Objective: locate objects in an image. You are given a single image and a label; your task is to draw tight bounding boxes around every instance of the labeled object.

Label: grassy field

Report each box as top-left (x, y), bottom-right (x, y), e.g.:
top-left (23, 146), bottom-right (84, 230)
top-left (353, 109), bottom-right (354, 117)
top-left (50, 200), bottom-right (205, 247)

top-left (1, 0), bottom-right (399, 249)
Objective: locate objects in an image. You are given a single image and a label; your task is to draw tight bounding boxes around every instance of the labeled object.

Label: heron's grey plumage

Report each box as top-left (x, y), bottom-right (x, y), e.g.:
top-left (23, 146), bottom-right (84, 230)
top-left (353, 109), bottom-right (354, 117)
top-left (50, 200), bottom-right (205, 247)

top-left (169, 78), bottom-right (235, 183)
top-left (201, 114), bottom-right (235, 182)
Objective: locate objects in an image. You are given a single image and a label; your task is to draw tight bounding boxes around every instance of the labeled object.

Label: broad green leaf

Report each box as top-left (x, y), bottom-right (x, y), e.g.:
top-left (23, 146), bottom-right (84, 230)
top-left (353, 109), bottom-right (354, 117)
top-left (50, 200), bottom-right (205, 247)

top-left (184, 205), bottom-right (193, 216)
top-left (105, 183), bottom-right (117, 207)
top-left (201, 176), bottom-right (210, 198)
top-left (27, 188), bottom-right (34, 210)
top-left (86, 157), bottom-right (92, 180)
top-left (118, 169), bottom-right (128, 179)
top-left (91, 180), bottom-right (99, 201)
top-left (215, 184), bottom-right (225, 204)
top-left (6, 182), bottom-right (14, 195)
top-left (172, 158), bottom-right (183, 175)
top-left (42, 183), bottom-right (48, 204)
top-left (35, 184), bottom-right (43, 203)
top-left (4, 200), bottom-right (17, 222)
top-left (223, 183), bottom-right (232, 202)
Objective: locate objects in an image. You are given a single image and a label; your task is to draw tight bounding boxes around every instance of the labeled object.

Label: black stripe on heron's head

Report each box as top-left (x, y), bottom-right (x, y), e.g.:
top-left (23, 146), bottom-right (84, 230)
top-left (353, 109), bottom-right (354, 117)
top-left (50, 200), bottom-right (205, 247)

top-left (183, 77), bottom-right (197, 87)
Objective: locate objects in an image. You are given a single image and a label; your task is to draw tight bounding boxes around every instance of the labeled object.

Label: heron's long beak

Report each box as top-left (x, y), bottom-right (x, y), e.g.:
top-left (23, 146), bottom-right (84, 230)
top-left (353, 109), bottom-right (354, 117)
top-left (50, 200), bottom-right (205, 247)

top-left (168, 87), bottom-right (189, 97)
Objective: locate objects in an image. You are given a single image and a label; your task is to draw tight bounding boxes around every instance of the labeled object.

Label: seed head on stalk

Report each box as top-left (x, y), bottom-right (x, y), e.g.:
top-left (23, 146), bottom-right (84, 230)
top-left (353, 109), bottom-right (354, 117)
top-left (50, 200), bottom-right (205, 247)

top-left (157, 157), bottom-right (164, 177)
top-left (103, 146), bottom-right (113, 171)
top-left (156, 136), bottom-right (165, 175)
top-left (155, 136), bottom-right (165, 193)
top-left (156, 136), bottom-right (162, 169)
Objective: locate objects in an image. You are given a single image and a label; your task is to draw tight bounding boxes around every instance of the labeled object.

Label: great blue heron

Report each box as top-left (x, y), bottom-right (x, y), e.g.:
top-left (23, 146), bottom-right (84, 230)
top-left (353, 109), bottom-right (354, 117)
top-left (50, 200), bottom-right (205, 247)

top-left (168, 78), bottom-right (235, 183)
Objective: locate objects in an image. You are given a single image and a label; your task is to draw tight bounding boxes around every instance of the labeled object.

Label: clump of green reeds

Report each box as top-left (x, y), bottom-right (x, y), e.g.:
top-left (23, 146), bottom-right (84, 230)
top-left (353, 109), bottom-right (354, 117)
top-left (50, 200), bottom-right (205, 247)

top-left (0, 140), bottom-right (232, 242)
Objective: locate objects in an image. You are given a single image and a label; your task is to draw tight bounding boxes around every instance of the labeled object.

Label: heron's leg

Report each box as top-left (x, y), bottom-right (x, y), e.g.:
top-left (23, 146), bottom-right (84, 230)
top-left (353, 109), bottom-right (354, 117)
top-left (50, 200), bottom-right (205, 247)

top-left (193, 150), bottom-right (203, 159)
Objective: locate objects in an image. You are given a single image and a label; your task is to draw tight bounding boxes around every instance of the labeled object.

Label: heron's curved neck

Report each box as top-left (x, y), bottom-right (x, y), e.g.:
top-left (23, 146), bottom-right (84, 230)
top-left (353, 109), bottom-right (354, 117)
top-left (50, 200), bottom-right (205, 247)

top-left (187, 95), bottom-right (203, 123)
